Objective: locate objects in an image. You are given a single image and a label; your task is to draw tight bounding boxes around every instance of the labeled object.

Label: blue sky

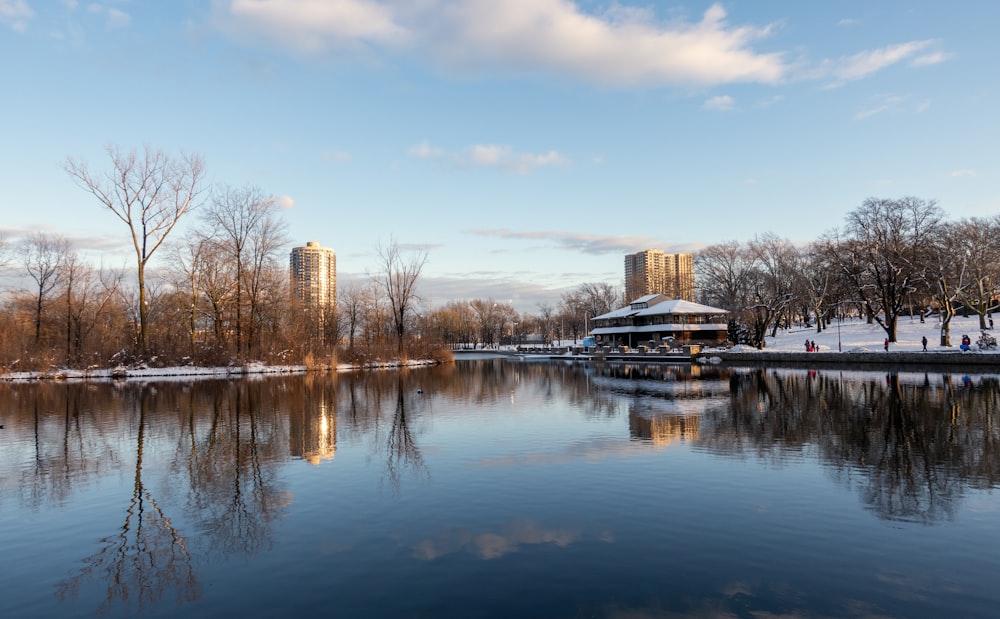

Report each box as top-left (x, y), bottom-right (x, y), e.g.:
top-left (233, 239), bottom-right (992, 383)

top-left (1, 1), bottom-right (996, 312)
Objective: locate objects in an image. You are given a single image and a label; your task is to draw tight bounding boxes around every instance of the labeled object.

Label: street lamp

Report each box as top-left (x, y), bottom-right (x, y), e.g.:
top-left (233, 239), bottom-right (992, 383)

top-left (837, 306), bottom-right (842, 352)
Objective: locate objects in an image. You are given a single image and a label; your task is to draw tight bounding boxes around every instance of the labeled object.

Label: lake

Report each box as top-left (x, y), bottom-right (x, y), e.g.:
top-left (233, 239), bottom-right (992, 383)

top-left (1, 359), bottom-right (999, 618)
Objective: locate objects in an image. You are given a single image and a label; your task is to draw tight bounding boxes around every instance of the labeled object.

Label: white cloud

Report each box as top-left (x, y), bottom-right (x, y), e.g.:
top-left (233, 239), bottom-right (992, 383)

top-left (106, 7), bottom-right (130, 29)
top-left (469, 144), bottom-right (506, 166)
top-left (85, 3), bottom-right (131, 29)
top-left (458, 145), bottom-right (567, 174)
top-left (468, 229), bottom-right (699, 255)
top-left (215, 0), bottom-right (787, 86)
top-left (220, 0), bottom-right (408, 53)
top-left (855, 94), bottom-right (906, 120)
top-left (0, 0), bottom-right (34, 31)
top-left (427, 1), bottom-right (785, 86)
top-left (212, 2), bottom-right (946, 90)
top-left (855, 94), bottom-right (933, 120)
top-left (702, 95), bottom-right (735, 111)
top-left (408, 141), bottom-right (444, 159)
top-left (950, 170), bottom-right (976, 178)
top-left (819, 40), bottom-right (934, 87)
top-left (912, 52), bottom-right (950, 67)
top-left (276, 194), bottom-right (295, 209)
top-left (755, 94), bottom-right (784, 108)
top-left (409, 142), bottom-right (567, 173)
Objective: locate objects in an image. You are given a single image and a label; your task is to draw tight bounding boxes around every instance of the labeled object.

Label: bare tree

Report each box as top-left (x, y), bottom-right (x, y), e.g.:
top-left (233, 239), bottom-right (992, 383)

top-left (203, 185), bottom-right (288, 359)
top-left (469, 298), bottom-right (512, 347)
top-left (20, 232), bottom-right (70, 343)
top-left (376, 239), bottom-right (428, 356)
top-left (832, 197), bottom-right (943, 342)
top-left (61, 256), bottom-right (124, 364)
top-left (795, 242), bottom-right (833, 333)
top-left (338, 281), bottom-right (369, 352)
top-left (949, 216), bottom-right (1000, 329)
top-left (695, 240), bottom-right (757, 344)
top-left (694, 240), bottom-right (756, 311)
top-left (747, 233), bottom-right (797, 343)
top-left (536, 302), bottom-right (557, 345)
top-left (197, 239), bottom-right (237, 350)
top-left (559, 282), bottom-right (621, 341)
top-left (66, 144), bottom-right (205, 351)
top-left (924, 221), bottom-right (964, 346)
top-left (166, 234), bottom-right (211, 357)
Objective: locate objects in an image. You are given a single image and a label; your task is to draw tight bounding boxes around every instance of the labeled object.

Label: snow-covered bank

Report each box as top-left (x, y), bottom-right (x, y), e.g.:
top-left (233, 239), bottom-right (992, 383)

top-left (698, 315), bottom-right (1000, 370)
top-left (0, 359), bottom-right (441, 382)
top-left (735, 315), bottom-right (998, 354)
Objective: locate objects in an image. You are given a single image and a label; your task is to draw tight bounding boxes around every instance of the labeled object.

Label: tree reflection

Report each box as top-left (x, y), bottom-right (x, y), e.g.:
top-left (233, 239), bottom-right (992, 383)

top-left (57, 386), bottom-right (200, 613)
top-left (180, 381), bottom-right (289, 557)
top-left (708, 369), bottom-right (1000, 522)
top-left (385, 374), bottom-right (427, 492)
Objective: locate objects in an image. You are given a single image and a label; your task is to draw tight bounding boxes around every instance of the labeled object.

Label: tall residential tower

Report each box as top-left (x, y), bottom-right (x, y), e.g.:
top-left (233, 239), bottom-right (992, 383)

top-left (289, 241), bottom-right (337, 310)
top-left (624, 250), bottom-right (694, 302)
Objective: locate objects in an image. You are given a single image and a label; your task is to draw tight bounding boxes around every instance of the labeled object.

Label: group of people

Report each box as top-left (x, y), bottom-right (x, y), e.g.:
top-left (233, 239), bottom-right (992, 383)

top-left (804, 339), bottom-right (819, 352)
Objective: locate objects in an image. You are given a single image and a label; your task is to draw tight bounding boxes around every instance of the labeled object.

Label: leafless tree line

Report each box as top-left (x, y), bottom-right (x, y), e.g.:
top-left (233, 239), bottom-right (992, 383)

top-left (694, 197), bottom-right (1000, 348)
top-left (0, 145), bottom-right (439, 371)
top-left (416, 281), bottom-right (621, 349)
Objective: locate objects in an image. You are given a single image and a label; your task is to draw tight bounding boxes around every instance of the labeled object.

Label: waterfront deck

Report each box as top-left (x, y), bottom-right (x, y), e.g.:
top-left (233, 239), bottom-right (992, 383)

top-left (453, 345), bottom-right (699, 363)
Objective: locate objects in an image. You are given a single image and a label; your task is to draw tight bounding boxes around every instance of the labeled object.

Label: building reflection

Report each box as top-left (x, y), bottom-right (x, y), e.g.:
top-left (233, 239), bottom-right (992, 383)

top-left (629, 410), bottom-right (700, 446)
top-left (289, 394), bottom-right (337, 464)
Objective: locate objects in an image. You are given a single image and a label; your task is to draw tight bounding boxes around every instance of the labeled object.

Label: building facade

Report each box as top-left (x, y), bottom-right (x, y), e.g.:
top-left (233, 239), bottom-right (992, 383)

top-left (589, 295), bottom-right (728, 347)
top-left (289, 241), bottom-right (337, 310)
top-left (624, 250), bottom-right (694, 302)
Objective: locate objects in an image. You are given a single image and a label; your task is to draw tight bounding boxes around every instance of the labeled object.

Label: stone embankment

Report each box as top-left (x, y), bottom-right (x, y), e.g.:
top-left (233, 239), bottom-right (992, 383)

top-left (702, 350), bottom-right (1000, 370)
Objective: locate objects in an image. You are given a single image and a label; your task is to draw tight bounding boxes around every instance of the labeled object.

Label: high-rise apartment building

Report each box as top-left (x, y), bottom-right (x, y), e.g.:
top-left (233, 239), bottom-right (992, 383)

top-left (624, 250), bottom-right (694, 302)
top-left (289, 241), bottom-right (337, 310)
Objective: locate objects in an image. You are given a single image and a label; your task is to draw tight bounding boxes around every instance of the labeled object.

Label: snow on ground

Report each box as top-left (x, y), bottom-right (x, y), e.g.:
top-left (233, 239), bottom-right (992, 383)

top-left (2, 316), bottom-right (996, 382)
top-left (0, 359), bottom-right (440, 382)
top-left (755, 315), bottom-right (997, 353)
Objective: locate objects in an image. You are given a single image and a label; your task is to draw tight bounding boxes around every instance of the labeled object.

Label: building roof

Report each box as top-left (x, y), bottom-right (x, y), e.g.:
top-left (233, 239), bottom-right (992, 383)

top-left (590, 324), bottom-right (727, 335)
top-left (593, 298), bottom-right (728, 321)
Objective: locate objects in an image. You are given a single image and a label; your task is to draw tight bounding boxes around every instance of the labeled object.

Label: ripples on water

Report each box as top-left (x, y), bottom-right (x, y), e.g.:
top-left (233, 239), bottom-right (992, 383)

top-left (1, 360), bottom-right (999, 618)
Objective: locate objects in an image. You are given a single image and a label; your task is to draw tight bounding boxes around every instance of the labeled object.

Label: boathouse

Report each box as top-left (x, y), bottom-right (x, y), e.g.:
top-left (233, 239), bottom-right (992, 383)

top-left (589, 295), bottom-right (729, 348)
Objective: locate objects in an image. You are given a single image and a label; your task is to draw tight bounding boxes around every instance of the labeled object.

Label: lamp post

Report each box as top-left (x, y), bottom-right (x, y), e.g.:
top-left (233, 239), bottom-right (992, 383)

top-left (837, 306), bottom-right (842, 352)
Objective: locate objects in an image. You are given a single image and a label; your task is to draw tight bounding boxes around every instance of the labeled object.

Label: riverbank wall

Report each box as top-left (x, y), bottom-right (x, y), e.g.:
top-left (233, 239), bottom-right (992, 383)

top-left (700, 350), bottom-right (1000, 372)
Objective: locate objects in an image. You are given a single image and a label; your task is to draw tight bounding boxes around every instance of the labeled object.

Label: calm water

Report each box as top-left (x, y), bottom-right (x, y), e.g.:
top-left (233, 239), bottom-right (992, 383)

top-left (1, 360), bottom-right (999, 618)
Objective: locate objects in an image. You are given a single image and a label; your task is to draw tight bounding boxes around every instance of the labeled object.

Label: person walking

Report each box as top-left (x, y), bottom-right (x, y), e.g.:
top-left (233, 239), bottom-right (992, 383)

top-left (922, 336), bottom-right (928, 351)
top-left (884, 337), bottom-right (889, 352)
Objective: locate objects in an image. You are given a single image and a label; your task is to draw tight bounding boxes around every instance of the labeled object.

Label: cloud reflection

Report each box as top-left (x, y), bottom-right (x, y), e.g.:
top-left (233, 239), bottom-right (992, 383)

top-left (413, 519), bottom-right (581, 561)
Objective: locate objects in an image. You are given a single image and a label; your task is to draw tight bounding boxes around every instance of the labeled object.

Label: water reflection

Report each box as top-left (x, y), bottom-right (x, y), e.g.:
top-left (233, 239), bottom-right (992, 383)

top-left (412, 519), bottom-right (582, 561)
top-left (1, 362), bottom-right (999, 616)
top-left (701, 369), bottom-right (1000, 522)
top-left (55, 384), bottom-right (200, 614)
top-left (579, 363), bottom-right (1000, 522)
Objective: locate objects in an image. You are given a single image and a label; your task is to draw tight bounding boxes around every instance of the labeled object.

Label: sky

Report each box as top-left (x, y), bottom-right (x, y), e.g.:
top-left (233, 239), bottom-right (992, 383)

top-left (1, 1), bottom-right (997, 313)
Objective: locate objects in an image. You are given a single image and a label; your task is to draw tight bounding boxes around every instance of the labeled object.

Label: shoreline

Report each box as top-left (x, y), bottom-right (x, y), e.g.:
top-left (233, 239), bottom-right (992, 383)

top-left (696, 350), bottom-right (1000, 374)
top-left (0, 359), bottom-right (441, 382)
